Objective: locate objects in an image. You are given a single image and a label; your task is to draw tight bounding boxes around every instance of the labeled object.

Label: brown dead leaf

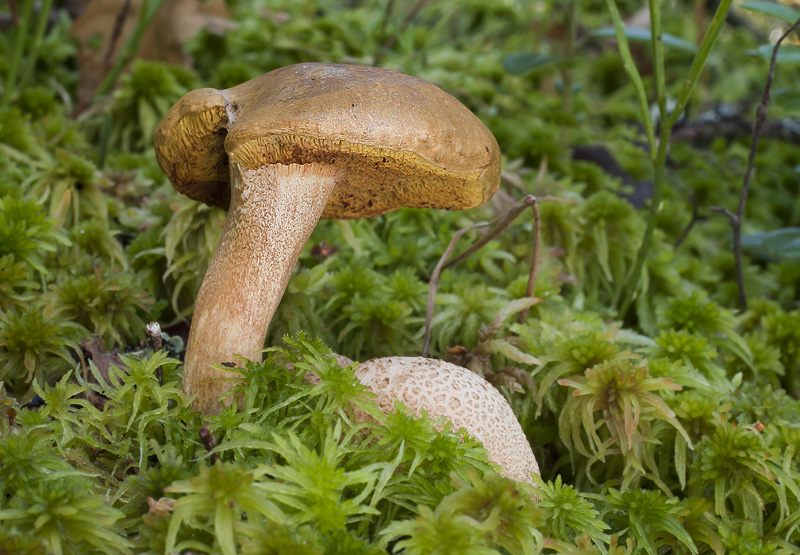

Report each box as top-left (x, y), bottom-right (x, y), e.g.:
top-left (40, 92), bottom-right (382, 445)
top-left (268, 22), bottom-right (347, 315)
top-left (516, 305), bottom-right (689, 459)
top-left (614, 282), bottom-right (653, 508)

top-left (78, 335), bottom-right (128, 409)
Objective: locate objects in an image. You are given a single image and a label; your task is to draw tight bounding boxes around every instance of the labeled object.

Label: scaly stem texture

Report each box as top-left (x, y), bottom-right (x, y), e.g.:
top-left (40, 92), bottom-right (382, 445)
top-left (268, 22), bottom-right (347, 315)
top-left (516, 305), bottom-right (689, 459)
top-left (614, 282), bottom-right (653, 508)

top-left (184, 162), bottom-right (338, 414)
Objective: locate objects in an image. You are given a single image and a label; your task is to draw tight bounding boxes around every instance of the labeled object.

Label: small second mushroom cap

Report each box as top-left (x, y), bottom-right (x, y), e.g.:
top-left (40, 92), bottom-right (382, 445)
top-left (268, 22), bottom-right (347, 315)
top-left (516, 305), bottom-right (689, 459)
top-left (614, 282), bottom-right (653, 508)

top-left (154, 63), bottom-right (501, 219)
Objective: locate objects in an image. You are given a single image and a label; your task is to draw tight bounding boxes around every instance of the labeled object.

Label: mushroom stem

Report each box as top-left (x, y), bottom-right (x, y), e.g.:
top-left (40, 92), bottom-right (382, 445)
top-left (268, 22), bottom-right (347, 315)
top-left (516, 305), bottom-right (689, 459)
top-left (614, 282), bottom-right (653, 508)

top-left (184, 162), bottom-right (339, 414)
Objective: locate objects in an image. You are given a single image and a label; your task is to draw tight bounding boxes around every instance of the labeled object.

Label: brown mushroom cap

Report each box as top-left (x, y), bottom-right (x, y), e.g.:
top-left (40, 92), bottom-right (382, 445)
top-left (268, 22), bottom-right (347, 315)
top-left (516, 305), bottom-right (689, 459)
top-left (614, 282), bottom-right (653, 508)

top-left (153, 62), bottom-right (501, 219)
top-left (355, 357), bottom-right (540, 487)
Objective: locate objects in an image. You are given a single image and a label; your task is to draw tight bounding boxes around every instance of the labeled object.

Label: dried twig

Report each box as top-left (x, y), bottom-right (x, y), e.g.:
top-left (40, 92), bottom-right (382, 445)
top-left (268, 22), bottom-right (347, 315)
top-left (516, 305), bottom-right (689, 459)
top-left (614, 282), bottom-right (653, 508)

top-left (445, 196), bottom-right (535, 270)
top-left (93, 0), bottom-right (164, 100)
top-left (422, 194), bottom-right (572, 357)
top-left (146, 321), bottom-right (164, 384)
top-left (384, 0), bottom-right (429, 50)
top-left (710, 17), bottom-right (800, 310)
top-left (103, 0), bottom-right (131, 69)
top-left (146, 321), bottom-right (163, 351)
top-left (422, 222), bottom-right (490, 358)
top-left (674, 189), bottom-right (698, 249)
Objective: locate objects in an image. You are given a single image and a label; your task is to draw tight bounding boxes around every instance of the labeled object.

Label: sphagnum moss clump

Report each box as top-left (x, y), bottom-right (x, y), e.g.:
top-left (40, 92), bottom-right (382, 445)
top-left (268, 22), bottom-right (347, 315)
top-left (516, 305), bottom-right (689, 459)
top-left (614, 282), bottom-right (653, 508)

top-left (558, 358), bottom-right (691, 488)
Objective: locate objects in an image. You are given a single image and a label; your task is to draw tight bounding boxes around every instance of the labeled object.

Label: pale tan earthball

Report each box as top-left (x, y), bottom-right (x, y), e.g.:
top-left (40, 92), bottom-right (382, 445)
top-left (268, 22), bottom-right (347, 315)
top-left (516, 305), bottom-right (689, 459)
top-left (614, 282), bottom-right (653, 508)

top-left (153, 63), bottom-right (501, 414)
top-left (355, 357), bottom-right (540, 487)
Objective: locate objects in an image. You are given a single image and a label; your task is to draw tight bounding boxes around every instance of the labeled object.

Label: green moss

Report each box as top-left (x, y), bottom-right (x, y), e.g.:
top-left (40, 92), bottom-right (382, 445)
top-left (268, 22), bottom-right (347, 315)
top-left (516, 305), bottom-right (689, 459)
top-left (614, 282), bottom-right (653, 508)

top-left (0, 306), bottom-right (80, 399)
top-left (1, 0), bottom-right (800, 550)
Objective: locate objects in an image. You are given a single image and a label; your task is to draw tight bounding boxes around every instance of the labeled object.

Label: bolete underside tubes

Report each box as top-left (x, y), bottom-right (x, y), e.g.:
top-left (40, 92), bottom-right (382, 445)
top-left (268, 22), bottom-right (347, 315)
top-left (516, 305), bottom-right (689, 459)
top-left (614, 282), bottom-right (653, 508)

top-left (154, 63), bottom-right (501, 414)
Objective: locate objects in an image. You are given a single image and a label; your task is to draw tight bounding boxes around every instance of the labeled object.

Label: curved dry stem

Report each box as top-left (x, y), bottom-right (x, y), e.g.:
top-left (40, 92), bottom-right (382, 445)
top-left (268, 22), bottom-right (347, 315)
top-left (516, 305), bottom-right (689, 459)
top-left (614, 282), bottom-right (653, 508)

top-left (184, 162), bottom-right (339, 414)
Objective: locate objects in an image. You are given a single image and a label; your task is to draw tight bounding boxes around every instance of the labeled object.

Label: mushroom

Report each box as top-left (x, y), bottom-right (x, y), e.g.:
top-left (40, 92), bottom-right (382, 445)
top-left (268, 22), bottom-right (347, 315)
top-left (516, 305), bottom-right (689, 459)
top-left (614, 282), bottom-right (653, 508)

top-left (354, 357), bottom-right (540, 486)
top-left (153, 63), bottom-right (501, 414)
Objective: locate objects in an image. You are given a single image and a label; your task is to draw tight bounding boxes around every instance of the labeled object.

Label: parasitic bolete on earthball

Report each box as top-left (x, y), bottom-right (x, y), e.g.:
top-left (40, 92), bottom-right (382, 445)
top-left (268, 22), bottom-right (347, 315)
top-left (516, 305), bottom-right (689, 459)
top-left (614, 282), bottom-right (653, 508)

top-left (153, 63), bottom-right (501, 414)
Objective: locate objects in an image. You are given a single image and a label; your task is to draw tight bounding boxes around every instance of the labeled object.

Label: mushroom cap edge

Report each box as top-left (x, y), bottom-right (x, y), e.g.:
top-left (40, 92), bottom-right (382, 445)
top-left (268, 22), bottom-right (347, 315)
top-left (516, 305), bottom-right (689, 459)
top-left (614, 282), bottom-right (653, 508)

top-left (153, 63), bottom-right (501, 218)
